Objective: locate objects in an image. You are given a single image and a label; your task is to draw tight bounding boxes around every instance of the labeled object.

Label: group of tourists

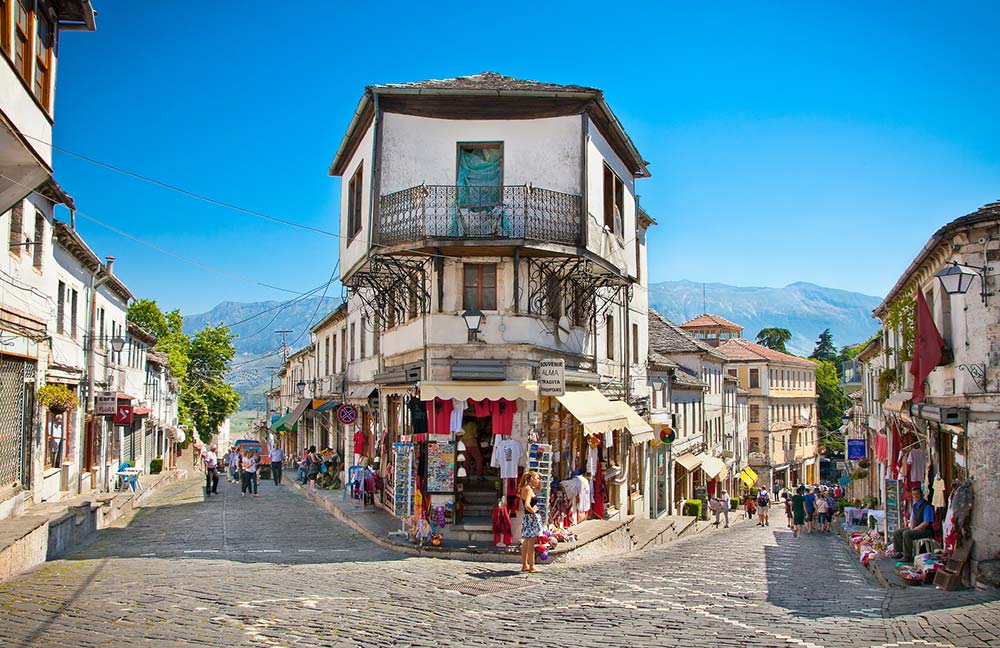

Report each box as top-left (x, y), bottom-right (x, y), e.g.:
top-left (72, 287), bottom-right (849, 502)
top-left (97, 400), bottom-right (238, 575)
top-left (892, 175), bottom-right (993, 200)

top-left (781, 484), bottom-right (840, 538)
top-left (196, 444), bottom-right (287, 499)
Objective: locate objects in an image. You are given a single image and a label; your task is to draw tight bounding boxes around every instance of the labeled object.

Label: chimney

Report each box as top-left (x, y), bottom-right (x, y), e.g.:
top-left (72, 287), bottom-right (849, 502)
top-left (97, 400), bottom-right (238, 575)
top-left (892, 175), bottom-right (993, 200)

top-left (70, 209), bottom-right (76, 230)
top-left (105, 255), bottom-right (115, 275)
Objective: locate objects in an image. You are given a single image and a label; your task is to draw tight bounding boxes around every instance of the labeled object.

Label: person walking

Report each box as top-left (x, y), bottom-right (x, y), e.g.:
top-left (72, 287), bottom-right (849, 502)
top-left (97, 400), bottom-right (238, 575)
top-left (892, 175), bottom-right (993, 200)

top-left (815, 489), bottom-right (829, 533)
top-left (784, 490), bottom-right (794, 529)
top-left (204, 444), bottom-right (219, 496)
top-left (719, 489), bottom-right (731, 528)
top-left (825, 489), bottom-right (838, 533)
top-left (305, 445), bottom-right (322, 491)
top-left (744, 492), bottom-right (756, 520)
top-left (756, 488), bottom-right (770, 526)
top-left (269, 445), bottom-right (285, 485)
top-left (241, 449), bottom-right (259, 497)
top-left (518, 471), bottom-right (543, 573)
top-left (791, 485), bottom-right (806, 538)
top-left (228, 447), bottom-right (240, 483)
top-left (804, 486), bottom-right (817, 534)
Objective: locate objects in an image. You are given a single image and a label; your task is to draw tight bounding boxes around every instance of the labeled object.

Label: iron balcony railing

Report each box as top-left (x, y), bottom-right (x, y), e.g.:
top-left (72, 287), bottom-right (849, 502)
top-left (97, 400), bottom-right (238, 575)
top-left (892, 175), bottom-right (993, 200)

top-left (377, 184), bottom-right (582, 247)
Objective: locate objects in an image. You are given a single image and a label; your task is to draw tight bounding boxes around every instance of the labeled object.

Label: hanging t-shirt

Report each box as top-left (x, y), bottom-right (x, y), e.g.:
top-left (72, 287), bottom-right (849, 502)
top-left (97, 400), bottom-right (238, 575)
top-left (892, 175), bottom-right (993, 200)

top-left (908, 448), bottom-right (926, 482)
top-left (425, 398), bottom-right (453, 436)
top-left (470, 399), bottom-right (492, 418)
top-left (353, 430), bottom-right (365, 455)
top-left (576, 475), bottom-right (592, 513)
top-left (875, 433), bottom-right (889, 463)
top-left (408, 397), bottom-right (428, 434)
top-left (449, 399), bottom-right (467, 433)
top-left (587, 445), bottom-right (598, 476)
top-left (494, 438), bottom-right (523, 479)
top-left (490, 398), bottom-right (518, 437)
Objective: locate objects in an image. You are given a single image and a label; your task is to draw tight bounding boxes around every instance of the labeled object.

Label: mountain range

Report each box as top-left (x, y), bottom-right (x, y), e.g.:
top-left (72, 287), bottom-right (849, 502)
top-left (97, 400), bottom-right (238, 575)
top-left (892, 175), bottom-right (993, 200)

top-left (186, 281), bottom-right (881, 411)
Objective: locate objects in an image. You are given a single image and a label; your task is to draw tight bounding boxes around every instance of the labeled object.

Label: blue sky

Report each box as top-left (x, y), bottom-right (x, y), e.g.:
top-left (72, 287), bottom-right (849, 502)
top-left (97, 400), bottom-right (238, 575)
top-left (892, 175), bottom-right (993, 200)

top-left (50, 1), bottom-right (1000, 315)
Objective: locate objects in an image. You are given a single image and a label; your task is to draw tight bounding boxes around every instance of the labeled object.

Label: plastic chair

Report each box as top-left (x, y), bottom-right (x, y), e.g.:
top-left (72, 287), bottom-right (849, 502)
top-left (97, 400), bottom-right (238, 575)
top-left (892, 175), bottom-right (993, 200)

top-left (343, 465), bottom-right (364, 500)
top-left (913, 538), bottom-right (941, 555)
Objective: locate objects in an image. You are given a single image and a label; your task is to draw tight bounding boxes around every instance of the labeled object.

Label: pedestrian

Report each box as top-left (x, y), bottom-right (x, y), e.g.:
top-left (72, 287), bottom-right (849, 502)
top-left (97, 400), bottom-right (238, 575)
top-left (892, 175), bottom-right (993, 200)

top-left (204, 444), bottom-right (219, 496)
top-left (306, 445), bottom-right (322, 491)
top-left (825, 490), bottom-right (838, 533)
top-left (756, 487), bottom-right (770, 526)
top-left (791, 485), bottom-right (806, 538)
top-left (709, 496), bottom-right (728, 528)
top-left (518, 470), bottom-right (543, 573)
top-left (297, 448), bottom-right (309, 484)
top-left (228, 447), bottom-right (240, 483)
top-left (269, 444), bottom-right (285, 485)
top-left (804, 486), bottom-right (817, 534)
top-left (745, 493), bottom-right (756, 520)
top-left (815, 489), bottom-right (829, 533)
top-left (784, 490), bottom-right (794, 529)
top-left (241, 448), bottom-right (259, 497)
top-left (720, 489), bottom-right (731, 528)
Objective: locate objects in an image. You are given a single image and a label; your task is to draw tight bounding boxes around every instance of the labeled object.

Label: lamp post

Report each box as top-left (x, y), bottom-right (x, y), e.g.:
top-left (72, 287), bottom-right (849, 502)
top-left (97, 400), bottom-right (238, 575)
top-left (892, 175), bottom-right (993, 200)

top-left (296, 379), bottom-right (306, 397)
top-left (935, 237), bottom-right (994, 305)
top-left (461, 308), bottom-right (484, 342)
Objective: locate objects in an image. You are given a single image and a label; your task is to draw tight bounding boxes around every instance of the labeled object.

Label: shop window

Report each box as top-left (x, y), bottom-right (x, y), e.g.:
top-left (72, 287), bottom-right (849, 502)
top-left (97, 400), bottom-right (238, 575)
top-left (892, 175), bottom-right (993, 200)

top-left (749, 368), bottom-right (760, 389)
top-left (628, 442), bottom-right (643, 497)
top-left (602, 164), bottom-right (624, 237)
top-left (347, 163), bottom-right (363, 240)
top-left (8, 201), bottom-right (23, 255)
top-left (462, 263), bottom-right (496, 311)
top-left (749, 404), bottom-right (759, 423)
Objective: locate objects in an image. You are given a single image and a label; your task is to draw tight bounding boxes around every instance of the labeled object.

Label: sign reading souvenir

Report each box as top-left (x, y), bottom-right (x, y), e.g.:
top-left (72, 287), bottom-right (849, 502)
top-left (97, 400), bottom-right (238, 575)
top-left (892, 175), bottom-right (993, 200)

top-left (538, 359), bottom-right (565, 397)
top-left (659, 425), bottom-right (676, 444)
top-left (425, 441), bottom-right (455, 494)
top-left (847, 438), bottom-right (867, 461)
top-left (113, 404), bottom-right (133, 425)
top-left (337, 404), bottom-right (358, 425)
top-left (96, 392), bottom-right (116, 415)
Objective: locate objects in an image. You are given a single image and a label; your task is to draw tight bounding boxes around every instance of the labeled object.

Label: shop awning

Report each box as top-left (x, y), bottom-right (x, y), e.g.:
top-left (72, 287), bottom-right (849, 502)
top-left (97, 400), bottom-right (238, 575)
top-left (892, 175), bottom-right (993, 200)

top-left (701, 455), bottom-right (726, 479)
top-left (555, 386), bottom-right (627, 437)
top-left (740, 466), bottom-right (759, 487)
top-left (347, 385), bottom-right (377, 403)
top-left (883, 391), bottom-right (912, 413)
top-left (286, 398), bottom-right (312, 426)
top-left (420, 380), bottom-right (538, 402)
top-left (313, 399), bottom-right (341, 413)
top-left (133, 407), bottom-right (151, 416)
top-left (674, 452), bottom-right (703, 472)
top-left (273, 412), bottom-right (297, 434)
top-left (608, 400), bottom-right (654, 444)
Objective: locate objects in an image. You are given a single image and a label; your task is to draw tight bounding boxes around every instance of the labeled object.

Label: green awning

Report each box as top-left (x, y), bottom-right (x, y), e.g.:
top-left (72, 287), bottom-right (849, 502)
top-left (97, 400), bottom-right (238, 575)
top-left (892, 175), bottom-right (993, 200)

top-left (272, 412), bottom-right (297, 434)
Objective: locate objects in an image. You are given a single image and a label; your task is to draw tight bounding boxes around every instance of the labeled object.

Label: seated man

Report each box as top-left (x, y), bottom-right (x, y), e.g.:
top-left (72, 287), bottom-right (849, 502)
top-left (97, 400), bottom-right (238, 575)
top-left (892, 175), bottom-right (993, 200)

top-left (893, 488), bottom-right (935, 562)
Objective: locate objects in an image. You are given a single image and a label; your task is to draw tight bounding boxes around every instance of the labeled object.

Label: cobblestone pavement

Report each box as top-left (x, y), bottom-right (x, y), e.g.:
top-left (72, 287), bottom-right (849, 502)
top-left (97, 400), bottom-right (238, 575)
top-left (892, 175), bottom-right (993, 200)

top-left (1, 473), bottom-right (999, 648)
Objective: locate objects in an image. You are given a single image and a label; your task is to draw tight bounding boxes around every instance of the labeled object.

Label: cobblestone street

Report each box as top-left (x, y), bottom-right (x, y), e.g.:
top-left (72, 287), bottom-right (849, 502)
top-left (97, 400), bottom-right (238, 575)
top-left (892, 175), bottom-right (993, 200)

top-left (1, 473), bottom-right (998, 648)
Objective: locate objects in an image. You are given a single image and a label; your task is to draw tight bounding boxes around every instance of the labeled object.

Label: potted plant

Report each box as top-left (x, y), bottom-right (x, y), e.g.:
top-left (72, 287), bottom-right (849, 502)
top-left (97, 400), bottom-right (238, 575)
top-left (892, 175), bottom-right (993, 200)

top-left (858, 459), bottom-right (871, 469)
top-left (36, 383), bottom-right (80, 413)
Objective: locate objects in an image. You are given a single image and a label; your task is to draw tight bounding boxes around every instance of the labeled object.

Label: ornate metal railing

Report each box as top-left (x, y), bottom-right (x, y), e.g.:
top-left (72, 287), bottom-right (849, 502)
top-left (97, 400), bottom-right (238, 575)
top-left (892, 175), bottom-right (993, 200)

top-left (377, 185), bottom-right (582, 247)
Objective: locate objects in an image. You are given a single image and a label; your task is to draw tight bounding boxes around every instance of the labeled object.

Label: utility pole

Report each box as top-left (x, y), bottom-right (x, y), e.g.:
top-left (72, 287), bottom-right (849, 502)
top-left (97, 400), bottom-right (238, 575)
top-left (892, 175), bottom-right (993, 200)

top-left (275, 330), bottom-right (292, 361)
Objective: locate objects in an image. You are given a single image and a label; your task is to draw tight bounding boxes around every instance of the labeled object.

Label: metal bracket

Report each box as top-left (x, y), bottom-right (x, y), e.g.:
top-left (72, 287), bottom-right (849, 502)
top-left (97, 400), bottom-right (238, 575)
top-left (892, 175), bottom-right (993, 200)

top-left (342, 255), bottom-right (430, 330)
top-left (524, 257), bottom-right (631, 330)
top-left (958, 363), bottom-right (987, 392)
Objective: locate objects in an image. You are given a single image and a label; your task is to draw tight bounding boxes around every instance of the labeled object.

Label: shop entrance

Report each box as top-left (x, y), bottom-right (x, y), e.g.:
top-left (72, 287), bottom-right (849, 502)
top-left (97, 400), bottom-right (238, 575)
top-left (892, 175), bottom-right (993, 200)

top-left (455, 415), bottom-right (499, 528)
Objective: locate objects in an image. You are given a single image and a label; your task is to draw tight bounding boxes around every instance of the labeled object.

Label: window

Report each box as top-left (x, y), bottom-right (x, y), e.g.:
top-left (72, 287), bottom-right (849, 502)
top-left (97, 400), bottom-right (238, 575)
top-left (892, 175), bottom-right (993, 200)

top-left (360, 318), bottom-right (367, 358)
top-left (33, 8), bottom-right (50, 108)
top-left (69, 288), bottom-right (78, 339)
top-left (98, 308), bottom-right (105, 349)
top-left (8, 201), bottom-right (22, 255)
top-left (749, 404), bottom-right (759, 423)
top-left (635, 235), bottom-right (641, 282)
top-left (14, 0), bottom-right (30, 82)
top-left (606, 314), bottom-right (614, 359)
top-left (45, 410), bottom-right (66, 468)
top-left (340, 329), bottom-right (346, 371)
top-left (324, 336), bottom-right (331, 375)
top-left (602, 164), bottom-right (624, 236)
top-left (727, 368), bottom-right (737, 378)
top-left (462, 264), bottom-right (496, 310)
top-left (632, 323), bottom-right (639, 364)
top-left (0, 0), bottom-right (9, 55)
top-left (32, 210), bottom-right (42, 268)
top-left (349, 323), bottom-right (356, 362)
top-left (545, 276), bottom-right (560, 321)
top-left (457, 142), bottom-right (503, 210)
top-left (749, 368), bottom-right (760, 389)
top-left (407, 288), bottom-right (417, 320)
top-left (56, 280), bottom-right (64, 334)
top-left (347, 163), bottom-right (363, 240)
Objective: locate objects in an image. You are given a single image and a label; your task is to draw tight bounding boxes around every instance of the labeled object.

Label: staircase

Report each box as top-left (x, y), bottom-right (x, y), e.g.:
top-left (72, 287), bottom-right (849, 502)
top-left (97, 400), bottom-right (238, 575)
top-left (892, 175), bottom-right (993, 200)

top-left (451, 476), bottom-right (502, 545)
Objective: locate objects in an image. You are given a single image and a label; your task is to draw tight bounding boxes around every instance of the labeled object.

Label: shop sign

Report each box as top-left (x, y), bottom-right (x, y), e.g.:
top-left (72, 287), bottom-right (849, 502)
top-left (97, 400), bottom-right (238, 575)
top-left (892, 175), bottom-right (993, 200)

top-left (96, 392), bottom-right (116, 415)
top-left (847, 439), bottom-right (866, 461)
top-left (337, 404), bottom-right (359, 425)
top-left (538, 359), bottom-right (565, 397)
top-left (113, 404), bottom-right (133, 425)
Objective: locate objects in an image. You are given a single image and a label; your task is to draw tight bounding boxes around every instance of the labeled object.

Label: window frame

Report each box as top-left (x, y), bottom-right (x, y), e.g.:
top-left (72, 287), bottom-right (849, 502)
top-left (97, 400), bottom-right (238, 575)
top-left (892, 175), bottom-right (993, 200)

top-left (602, 163), bottom-right (625, 237)
top-left (749, 404), bottom-right (760, 423)
top-left (749, 368), bottom-right (760, 389)
top-left (631, 323), bottom-right (639, 364)
top-left (8, 200), bottom-right (23, 256)
top-left (32, 3), bottom-right (50, 108)
top-left (349, 323), bottom-right (356, 362)
top-left (606, 314), bottom-right (614, 360)
top-left (0, 0), bottom-right (9, 56)
top-left (55, 279), bottom-right (64, 334)
top-left (462, 263), bottom-right (497, 311)
top-left (13, 0), bottom-right (30, 83)
top-left (346, 162), bottom-right (363, 241)
top-left (31, 209), bottom-right (43, 269)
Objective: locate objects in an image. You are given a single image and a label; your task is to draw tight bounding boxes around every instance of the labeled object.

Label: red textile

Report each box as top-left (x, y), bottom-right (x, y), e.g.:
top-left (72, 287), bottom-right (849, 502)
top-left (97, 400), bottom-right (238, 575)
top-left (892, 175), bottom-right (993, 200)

top-left (469, 399), bottom-right (492, 417)
top-left (492, 502), bottom-right (512, 546)
top-left (891, 423), bottom-right (902, 478)
top-left (425, 398), bottom-right (453, 436)
top-left (875, 432), bottom-right (889, 463)
top-left (910, 290), bottom-right (944, 404)
top-left (591, 461), bottom-right (606, 519)
top-left (353, 430), bottom-right (365, 455)
top-left (490, 398), bottom-right (518, 436)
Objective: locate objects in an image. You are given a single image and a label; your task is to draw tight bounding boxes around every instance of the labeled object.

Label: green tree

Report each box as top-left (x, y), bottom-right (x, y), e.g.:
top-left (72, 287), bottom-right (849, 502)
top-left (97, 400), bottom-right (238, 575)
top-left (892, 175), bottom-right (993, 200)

top-left (185, 323), bottom-right (240, 443)
top-left (127, 299), bottom-right (169, 338)
top-left (755, 327), bottom-right (793, 353)
top-left (809, 328), bottom-right (837, 363)
top-left (812, 359), bottom-right (849, 448)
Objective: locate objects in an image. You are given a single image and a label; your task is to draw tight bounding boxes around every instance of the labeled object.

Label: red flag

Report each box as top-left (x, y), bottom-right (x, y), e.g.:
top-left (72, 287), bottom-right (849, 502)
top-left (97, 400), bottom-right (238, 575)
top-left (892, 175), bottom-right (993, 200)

top-left (909, 290), bottom-right (944, 403)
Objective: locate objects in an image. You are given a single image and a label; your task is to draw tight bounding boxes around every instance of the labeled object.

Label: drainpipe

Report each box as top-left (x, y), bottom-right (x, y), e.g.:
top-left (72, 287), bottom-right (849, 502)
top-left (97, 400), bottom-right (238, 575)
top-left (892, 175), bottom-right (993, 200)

top-left (85, 262), bottom-right (112, 492)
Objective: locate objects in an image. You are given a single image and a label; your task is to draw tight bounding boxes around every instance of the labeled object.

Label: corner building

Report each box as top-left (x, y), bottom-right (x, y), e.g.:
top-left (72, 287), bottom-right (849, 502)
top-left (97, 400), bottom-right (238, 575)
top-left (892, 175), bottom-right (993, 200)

top-left (329, 73), bottom-right (655, 538)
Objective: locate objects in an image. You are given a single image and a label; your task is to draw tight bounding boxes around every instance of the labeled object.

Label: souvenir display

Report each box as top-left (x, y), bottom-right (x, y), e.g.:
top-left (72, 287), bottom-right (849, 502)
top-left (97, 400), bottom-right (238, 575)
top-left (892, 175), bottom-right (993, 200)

top-left (426, 441), bottom-right (455, 493)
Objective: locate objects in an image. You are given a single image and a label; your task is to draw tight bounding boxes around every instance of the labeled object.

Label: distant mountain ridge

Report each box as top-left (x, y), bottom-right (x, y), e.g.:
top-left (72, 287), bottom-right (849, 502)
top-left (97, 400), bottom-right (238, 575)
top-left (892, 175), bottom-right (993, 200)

top-left (188, 280), bottom-right (880, 410)
top-left (647, 280), bottom-right (881, 355)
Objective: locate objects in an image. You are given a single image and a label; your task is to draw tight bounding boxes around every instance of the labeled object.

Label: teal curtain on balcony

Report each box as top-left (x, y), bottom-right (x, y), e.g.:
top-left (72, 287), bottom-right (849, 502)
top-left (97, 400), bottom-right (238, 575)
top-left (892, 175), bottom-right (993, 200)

top-left (451, 146), bottom-right (509, 236)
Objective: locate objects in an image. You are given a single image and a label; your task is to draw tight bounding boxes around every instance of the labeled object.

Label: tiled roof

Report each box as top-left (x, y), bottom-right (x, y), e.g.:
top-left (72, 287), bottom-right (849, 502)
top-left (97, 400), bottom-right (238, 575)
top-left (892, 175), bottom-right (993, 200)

top-left (717, 338), bottom-right (815, 368)
top-left (372, 72), bottom-right (599, 94)
top-left (672, 367), bottom-right (707, 389)
top-left (648, 310), bottom-right (725, 358)
top-left (648, 351), bottom-right (677, 368)
top-left (679, 313), bottom-right (744, 331)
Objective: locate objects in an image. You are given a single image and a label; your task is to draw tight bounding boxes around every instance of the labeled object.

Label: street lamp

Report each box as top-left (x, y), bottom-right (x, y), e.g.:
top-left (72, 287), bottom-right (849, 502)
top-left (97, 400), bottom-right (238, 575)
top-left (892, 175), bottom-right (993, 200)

top-left (109, 336), bottom-right (126, 353)
top-left (296, 379), bottom-right (306, 396)
top-left (935, 237), bottom-right (994, 305)
top-left (461, 308), bottom-right (484, 341)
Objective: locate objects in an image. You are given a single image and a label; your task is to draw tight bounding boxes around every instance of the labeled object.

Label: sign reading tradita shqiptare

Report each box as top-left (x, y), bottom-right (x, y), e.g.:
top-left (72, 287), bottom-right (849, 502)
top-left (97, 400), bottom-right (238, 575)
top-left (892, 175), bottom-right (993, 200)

top-left (538, 359), bottom-right (565, 397)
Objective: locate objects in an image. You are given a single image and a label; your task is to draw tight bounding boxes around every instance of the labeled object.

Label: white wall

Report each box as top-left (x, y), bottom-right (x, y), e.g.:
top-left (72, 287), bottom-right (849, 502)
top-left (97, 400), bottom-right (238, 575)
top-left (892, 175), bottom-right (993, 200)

top-left (584, 115), bottom-right (637, 277)
top-left (339, 123), bottom-right (375, 278)
top-left (0, 58), bottom-right (53, 165)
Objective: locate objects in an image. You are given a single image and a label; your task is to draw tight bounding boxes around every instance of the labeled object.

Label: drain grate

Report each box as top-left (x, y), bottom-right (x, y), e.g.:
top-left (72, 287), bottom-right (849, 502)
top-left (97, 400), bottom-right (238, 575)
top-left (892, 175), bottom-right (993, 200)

top-left (445, 576), bottom-right (533, 597)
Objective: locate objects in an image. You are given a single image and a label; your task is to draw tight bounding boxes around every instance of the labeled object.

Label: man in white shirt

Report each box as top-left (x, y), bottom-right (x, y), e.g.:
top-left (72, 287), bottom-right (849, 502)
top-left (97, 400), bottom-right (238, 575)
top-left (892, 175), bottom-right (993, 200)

top-left (269, 446), bottom-right (285, 485)
top-left (205, 444), bottom-right (219, 496)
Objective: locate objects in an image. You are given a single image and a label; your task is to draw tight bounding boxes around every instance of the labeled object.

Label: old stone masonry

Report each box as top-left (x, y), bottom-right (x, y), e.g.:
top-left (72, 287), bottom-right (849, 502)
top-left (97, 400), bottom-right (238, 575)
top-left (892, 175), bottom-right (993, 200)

top-left (0, 473), bottom-right (998, 648)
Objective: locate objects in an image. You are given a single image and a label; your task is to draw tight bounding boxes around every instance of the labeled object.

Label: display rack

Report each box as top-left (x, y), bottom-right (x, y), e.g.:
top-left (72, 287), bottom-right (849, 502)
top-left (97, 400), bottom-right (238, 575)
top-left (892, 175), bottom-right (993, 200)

top-left (528, 443), bottom-right (553, 519)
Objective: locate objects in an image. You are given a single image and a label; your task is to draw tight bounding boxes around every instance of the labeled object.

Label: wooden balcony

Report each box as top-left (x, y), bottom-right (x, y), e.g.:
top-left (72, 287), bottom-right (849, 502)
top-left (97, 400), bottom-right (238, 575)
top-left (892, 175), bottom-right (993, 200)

top-left (377, 184), bottom-right (582, 248)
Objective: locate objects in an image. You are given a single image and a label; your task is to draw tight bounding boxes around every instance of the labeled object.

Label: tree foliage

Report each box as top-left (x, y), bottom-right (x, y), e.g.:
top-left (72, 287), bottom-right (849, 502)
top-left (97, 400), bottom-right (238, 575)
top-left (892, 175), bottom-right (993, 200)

top-left (809, 328), bottom-right (837, 363)
top-left (812, 358), bottom-right (849, 438)
top-left (127, 300), bottom-right (239, 443)
top-left (755, 327), bottom-right (792, 353)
